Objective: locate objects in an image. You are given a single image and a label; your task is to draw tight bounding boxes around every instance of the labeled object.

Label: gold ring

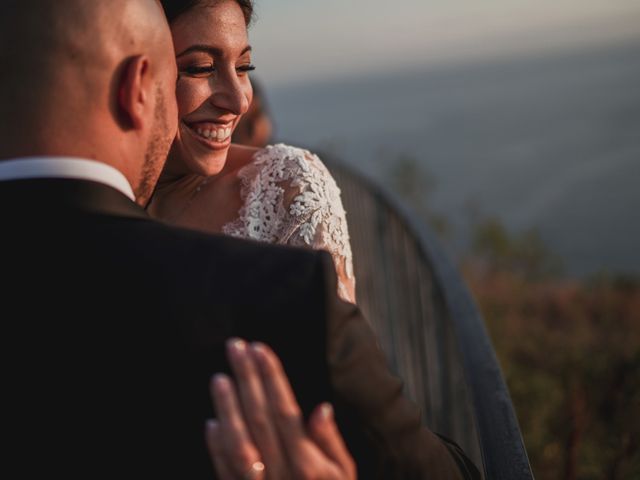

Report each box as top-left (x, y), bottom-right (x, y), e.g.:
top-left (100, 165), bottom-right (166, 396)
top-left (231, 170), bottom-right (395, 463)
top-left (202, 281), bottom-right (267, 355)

top-left (242, 461), bottom-right (265, 480)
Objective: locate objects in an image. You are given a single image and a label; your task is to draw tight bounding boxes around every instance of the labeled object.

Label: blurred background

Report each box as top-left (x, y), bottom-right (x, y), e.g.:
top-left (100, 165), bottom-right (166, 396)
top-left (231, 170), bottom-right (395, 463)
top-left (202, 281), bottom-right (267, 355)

top-left (243, 1), bottom-right (640, 478)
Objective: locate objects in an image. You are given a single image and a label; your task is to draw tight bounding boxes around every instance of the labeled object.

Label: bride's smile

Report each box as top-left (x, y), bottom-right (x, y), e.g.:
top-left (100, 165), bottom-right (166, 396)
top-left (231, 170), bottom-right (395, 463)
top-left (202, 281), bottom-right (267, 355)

top-left (182, 120), bottom-right (234, 147)
top-left (166, 0), bottom-right (254, 177)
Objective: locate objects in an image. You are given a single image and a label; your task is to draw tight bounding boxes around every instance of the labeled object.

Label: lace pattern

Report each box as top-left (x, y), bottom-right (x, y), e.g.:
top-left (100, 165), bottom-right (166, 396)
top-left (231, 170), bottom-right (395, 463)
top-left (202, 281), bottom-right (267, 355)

top-left (222, 144), bottom-right (355, 302)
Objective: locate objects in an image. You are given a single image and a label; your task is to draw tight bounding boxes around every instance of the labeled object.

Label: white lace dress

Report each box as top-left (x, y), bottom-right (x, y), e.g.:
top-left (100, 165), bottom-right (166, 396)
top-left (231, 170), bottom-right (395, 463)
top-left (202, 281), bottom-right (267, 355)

top-left (222, 144), bottom-right (355, 303)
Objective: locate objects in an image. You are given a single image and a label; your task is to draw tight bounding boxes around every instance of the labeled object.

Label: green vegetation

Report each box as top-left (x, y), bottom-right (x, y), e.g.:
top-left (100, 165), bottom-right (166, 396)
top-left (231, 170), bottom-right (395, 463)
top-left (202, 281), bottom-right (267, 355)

top-left (470, 217), bottom-right (564, 281)
top-left (386, 156), bottom-right (640, 480)
top-left (465, 255), bottom-right (640, 480)
top-left (386, 153), bottom-right (451, 238)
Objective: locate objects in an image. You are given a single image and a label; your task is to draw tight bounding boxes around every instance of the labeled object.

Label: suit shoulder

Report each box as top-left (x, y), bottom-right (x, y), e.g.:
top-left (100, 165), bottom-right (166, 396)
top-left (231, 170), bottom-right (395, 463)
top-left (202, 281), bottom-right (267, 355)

top-left (136, 218), bottom-right (329, 294)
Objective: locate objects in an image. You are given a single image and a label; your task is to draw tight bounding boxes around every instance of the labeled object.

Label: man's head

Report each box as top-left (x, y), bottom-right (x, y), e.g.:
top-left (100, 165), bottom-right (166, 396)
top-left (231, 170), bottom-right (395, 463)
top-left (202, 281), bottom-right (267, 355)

top-left (0, 0), bottom-right (178, 204)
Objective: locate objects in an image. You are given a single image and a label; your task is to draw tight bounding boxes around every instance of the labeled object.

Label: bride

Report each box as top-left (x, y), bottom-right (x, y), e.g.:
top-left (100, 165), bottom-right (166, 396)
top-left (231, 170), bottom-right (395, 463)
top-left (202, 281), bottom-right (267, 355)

top-left (148, 0), bottom-right (356, 303)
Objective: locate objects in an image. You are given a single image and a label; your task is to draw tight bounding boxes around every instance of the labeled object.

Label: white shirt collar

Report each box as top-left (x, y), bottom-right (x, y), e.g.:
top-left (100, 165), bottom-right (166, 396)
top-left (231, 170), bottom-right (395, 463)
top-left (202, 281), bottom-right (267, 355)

top-left (0, 157), bottom-right (135, 201)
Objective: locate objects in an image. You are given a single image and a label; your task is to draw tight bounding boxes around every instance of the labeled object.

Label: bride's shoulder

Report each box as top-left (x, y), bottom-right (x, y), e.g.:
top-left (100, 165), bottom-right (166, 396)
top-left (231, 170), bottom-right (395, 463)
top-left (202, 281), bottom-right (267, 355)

top-left (247, 143), bottom-right (334, 181)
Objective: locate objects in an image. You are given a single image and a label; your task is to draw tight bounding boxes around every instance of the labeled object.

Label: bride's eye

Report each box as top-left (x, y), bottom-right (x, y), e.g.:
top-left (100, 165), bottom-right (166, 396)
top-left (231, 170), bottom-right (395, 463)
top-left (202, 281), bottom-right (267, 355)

top-left (237, 64), bottom-right (256, 76)
top-left (182, 64), bottom-right (215, 77)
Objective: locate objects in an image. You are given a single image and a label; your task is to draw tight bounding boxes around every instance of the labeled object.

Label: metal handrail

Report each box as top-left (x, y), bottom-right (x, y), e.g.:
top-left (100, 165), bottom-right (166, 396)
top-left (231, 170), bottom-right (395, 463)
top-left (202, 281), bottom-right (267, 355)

top-left (326, 158), bottom-right (534, 480)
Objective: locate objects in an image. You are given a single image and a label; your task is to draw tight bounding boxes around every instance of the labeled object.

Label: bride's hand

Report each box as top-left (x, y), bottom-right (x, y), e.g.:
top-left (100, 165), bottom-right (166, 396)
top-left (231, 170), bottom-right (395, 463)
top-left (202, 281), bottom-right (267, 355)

top-left (206, 338), bottom-right (357, 480)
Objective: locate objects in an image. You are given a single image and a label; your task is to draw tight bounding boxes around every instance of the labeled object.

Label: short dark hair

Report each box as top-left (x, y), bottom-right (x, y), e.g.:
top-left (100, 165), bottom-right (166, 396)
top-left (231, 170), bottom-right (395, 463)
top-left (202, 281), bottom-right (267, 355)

top-left (160, 0), bottom-right (254, 26)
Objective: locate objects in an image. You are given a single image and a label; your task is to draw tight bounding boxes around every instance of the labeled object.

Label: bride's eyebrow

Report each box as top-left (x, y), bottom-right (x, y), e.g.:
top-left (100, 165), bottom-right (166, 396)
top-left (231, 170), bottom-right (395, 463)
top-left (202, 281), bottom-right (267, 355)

top-left (176, 44), bottom-right (252, 58)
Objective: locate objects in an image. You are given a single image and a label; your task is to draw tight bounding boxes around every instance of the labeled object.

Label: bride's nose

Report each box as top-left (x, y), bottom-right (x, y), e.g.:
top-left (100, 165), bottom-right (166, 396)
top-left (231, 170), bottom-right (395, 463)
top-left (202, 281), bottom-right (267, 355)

top-left (208, 71), bottom-right (250, 115)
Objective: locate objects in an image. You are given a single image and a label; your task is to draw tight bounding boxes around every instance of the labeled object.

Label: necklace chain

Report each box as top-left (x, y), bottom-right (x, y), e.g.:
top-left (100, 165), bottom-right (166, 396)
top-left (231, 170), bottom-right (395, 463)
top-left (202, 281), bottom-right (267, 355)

top-left (164, 176), bottom-right (210, 224)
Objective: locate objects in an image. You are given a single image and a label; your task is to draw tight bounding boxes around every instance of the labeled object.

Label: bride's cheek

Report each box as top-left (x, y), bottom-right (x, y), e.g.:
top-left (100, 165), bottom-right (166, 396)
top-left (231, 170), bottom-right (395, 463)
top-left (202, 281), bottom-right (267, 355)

top-left (175, 80), bottom-right (208, 116)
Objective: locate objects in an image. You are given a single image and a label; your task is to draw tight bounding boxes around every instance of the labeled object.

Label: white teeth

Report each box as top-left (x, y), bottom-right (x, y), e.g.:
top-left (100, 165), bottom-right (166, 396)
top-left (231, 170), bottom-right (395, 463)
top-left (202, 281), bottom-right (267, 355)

top-left (192, 125), bottom-right (232, 142)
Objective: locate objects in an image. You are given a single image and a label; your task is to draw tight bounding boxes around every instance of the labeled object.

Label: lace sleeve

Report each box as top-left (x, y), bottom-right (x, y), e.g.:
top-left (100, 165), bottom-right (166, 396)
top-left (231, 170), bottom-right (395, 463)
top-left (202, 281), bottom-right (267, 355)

top-left (223, 144), bottom-right (356, 303)
top-left (283, 149), bottom-right (356, 303)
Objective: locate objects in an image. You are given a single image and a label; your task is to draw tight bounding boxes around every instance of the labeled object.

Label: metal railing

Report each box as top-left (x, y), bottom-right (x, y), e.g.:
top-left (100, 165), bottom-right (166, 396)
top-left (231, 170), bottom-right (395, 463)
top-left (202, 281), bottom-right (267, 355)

top-left (326, 158), bottom-right (534, 480)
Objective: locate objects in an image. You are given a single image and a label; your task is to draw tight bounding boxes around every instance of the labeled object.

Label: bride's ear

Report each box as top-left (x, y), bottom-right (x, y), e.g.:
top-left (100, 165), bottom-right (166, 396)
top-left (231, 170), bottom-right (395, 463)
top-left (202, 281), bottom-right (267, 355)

top-left (117, 55), bottom-right (153, 131)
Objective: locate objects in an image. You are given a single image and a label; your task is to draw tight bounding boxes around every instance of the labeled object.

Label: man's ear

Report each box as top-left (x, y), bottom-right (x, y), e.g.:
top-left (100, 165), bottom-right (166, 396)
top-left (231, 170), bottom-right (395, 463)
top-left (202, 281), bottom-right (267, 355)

top-left (118, 55), bottom-right (152, 130)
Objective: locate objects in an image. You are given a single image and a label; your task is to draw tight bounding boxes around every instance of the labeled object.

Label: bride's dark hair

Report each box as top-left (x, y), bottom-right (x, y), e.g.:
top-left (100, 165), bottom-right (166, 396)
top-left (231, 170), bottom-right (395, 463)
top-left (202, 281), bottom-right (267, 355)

top-left (160, 0), bottom-right (254, 26)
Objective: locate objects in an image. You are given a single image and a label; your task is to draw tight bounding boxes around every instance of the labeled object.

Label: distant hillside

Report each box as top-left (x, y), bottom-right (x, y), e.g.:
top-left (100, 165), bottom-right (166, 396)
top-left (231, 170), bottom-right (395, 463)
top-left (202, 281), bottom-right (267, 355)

top-left (269, 39), bottom-right (640, 276)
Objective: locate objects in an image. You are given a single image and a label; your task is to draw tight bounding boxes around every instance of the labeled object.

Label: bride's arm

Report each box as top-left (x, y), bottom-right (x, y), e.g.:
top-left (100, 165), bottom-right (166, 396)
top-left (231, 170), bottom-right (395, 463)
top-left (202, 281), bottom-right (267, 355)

top-left (228, 143), bottom-right (356, 303)
top-left (278, 148), bottom-right (356, 303)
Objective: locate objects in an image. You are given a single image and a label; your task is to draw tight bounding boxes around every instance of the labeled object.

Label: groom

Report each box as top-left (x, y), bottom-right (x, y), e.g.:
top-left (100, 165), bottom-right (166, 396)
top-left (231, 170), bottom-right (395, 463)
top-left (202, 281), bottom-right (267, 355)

top-left (0, 1), bottom-right (477, 479)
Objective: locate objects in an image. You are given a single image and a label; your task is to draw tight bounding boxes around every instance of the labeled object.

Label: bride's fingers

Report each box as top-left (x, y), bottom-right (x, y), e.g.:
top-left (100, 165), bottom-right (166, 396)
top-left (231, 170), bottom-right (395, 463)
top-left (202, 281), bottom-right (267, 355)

top-left (308, 403), bottom-right (357, 479)
top-left (226, 339), bottom-right (284, 476)
top-left (210, 374), bottom-right (265, 479)
top-left (251, 342), bottom-right (311, 461)
top-left (205, 419), bottom-right (236, 480)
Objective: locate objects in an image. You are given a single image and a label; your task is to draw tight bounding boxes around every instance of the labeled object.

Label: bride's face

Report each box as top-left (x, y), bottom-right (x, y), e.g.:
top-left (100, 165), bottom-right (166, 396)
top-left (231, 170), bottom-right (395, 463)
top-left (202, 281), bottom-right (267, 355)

top-left (167, 0), bottom-right (253, 176)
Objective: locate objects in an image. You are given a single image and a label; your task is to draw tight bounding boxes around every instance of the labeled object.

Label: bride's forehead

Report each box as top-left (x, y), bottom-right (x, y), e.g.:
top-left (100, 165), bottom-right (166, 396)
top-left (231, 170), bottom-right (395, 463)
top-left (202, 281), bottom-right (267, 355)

top-left (171, 1), bottom-right (248, 50)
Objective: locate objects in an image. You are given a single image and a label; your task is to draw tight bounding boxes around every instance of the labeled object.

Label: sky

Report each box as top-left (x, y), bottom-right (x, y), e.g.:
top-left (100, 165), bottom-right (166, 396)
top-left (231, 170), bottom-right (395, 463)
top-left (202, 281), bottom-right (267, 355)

top-left (248, 0), bottom-right (640, 86)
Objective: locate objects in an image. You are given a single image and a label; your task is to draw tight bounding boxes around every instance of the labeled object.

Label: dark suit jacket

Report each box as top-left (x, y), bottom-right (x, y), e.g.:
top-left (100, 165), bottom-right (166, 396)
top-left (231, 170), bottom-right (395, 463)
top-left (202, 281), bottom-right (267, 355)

top-left (1, 178), bottom-right (479, 479)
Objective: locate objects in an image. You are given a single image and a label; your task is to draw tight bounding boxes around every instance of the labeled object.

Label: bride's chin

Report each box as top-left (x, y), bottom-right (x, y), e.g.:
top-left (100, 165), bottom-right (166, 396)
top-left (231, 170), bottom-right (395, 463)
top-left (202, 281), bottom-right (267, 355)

top-left (191, 151), bottom-right (228, 177)
top-left (170, 136), bottom-right (230, 177)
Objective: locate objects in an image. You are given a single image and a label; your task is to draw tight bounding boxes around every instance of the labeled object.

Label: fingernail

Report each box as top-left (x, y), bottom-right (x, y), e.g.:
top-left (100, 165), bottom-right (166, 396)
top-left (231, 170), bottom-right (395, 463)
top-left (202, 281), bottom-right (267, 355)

top-left (320, 403), bottom-right (333, 420)
top-left (229, 338), bottom-right (247, 352)
top-left (250, 343), bottom-right (268, 367)
top-left (205, 419), bottom-right (219, 442)
top-left (206, 419), bottom-right (219, 432)
top-left (212, 373), bottom-right (230, 392)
